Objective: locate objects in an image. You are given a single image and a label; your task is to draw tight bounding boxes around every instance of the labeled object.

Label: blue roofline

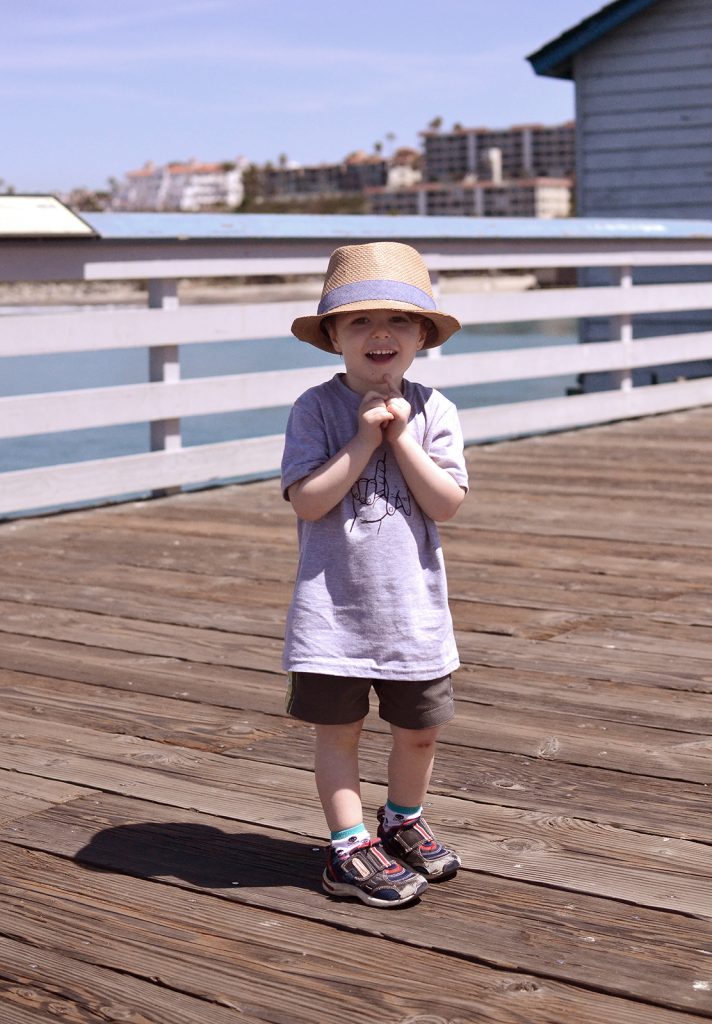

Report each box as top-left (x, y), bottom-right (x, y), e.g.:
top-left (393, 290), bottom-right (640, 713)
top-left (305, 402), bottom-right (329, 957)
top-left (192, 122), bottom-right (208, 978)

top-left (81, 211), bottom-right (712, 242)
top-left (527, 0), bottom-right (662, 80)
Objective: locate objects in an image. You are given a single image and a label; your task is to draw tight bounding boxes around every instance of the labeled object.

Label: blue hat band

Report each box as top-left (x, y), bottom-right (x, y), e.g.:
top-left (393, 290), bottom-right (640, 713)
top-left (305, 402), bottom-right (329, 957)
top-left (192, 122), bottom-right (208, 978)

top-left (317, 279), bottom-right (437, 315)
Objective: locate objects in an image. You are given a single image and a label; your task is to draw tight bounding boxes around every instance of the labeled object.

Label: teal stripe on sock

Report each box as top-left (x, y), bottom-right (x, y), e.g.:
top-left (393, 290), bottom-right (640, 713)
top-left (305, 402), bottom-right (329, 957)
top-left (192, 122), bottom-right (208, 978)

top-left (386, 800), bottom-right (422, 816)
top-left (331, 823), bottom-right (366, 842)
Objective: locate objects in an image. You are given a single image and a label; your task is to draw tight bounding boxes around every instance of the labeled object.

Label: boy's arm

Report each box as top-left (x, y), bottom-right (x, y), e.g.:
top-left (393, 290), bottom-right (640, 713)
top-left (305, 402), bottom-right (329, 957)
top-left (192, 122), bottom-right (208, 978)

top-left (383, 378), bottom-right (466, 522)
top-left (288, 391), bottom-right (393, 521)
top-left (387, 430), bottom-right (466, 521)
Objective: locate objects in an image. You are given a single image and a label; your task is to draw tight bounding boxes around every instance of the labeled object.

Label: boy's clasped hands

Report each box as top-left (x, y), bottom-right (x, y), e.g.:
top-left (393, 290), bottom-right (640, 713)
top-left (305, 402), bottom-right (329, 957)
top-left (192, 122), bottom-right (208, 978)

top-left (357, 373), bottom-right (410, 447)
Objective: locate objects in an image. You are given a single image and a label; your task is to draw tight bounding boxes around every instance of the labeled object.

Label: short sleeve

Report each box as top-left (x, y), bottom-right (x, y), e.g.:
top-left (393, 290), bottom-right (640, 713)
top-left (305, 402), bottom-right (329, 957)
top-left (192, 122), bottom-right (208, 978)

top-left (281, 394), bottom-right (330, 501)
top-left (424, 397), bottom-right (469, 492)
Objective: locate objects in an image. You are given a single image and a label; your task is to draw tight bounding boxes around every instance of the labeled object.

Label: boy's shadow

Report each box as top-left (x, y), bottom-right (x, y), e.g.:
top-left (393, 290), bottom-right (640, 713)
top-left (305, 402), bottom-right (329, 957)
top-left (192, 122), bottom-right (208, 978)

top-left (74, 822), bottom-right (324, 893)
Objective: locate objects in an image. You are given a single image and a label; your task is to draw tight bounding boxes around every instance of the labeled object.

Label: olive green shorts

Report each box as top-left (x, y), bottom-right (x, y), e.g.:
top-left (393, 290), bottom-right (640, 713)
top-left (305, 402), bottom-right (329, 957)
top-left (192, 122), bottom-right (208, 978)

top-left (285, 671), bottom-right (454, 730)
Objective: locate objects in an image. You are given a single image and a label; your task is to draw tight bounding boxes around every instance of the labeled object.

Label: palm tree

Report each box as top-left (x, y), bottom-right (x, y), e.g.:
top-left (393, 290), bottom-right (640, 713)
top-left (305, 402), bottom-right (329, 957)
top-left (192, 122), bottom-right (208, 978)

top-left (428, 116), bottom-right (443, 132)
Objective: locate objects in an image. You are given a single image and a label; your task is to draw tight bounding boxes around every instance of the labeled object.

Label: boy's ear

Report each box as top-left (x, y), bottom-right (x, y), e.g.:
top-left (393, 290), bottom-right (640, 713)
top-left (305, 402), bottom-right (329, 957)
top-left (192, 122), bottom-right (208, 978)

top-left (325, 320), bottom-right (341, 353)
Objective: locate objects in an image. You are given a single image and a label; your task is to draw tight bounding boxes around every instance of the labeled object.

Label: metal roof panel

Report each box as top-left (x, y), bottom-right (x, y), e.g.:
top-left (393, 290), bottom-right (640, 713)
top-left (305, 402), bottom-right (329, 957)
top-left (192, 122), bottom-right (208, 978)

top-left (82, 212), bottom-right (712, 242)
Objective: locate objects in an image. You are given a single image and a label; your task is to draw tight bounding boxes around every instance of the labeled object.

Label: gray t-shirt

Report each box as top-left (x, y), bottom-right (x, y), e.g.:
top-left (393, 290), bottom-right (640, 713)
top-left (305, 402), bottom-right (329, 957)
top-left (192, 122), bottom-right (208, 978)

top-left (281, 373), bottom-right (468, 680)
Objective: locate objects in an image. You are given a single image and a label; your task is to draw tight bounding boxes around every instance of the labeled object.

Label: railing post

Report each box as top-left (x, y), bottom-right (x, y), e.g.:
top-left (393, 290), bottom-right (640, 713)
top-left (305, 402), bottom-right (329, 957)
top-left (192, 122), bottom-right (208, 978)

top-left (148, 279), bottom-right (181, 495)
top-left (612, 265), bottom-right (633, 392)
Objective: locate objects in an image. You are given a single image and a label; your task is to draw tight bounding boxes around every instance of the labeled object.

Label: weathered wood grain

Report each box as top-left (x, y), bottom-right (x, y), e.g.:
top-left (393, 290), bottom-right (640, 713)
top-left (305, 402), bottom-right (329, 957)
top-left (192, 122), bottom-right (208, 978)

top-left (2, 802), bottom-right (712, 1018)
top-left (0, 934), bottom-right (256, 1024)
top-left (3, 670), bottom-right (712, 842)
top-left (0, 769), bottom-right (91, 828)
top-left (1, 405), bottom-right (712, 1021)
top-left (1, 710), bottom-right (712, 917)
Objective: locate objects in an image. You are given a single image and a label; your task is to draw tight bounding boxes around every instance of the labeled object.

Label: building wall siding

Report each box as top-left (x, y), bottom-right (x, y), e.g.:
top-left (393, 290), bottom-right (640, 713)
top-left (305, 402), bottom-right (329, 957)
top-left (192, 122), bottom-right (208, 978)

top-left (575, 0), bottom-right (712, 218)
top-left (573, 0), bottom-right (712, 386)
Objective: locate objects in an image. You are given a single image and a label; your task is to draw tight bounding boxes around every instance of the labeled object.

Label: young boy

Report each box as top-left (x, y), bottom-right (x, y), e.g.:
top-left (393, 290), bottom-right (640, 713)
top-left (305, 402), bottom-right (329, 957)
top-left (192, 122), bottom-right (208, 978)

top-left (281, 241), bottom-right (468, 907)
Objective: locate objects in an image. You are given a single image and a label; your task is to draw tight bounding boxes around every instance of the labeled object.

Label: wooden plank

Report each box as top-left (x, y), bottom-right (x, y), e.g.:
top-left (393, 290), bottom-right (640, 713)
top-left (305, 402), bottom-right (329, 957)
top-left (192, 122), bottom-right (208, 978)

top-left (5, 522), bottom-right (700, 608)
top-left (4, 385), bottom-right (712, 518)
top-left (447, 280), bottom-right (712, 323)
top-left (0, 601), bottom-right (285, 670)
top-left (4, 670), bottom-right (711, 842)
top-left (550, 618), bottom-right (712, 663)
top-left (1, 710), bottom-right (711, 915)
top-left (0, 579), bottom-right (289, 636)
top-left (5, 630), bottom-right (712, 739)
top-left (5, 581), bottom-right (712, 724)
top-left (4, 595), bottom-right (712, 705)
top-left (0, 299), bottom-right (317, 355)
top-left (0, 633), bottom-right (285, 710)
top-left (456, 631), bottom-right (712, 697)
top-left (0, 769), bottom-right (91, 828)
top-left (2, 274), bottom-right (712, 357)
top-left (0, 434), bottom-right (285, 517)
top-left (0, 934), bottom-right (254, 1024)
top-left (3, 797), bottom-right (712, 1020)
top-left (6, 332), bottom-right (712, 439)
top-left (454, 664), bottom-right (712, 732)
top-left (443, 527), bottom-right (712, 578)
top-left (0, 365), bottom-right (330, 439)
top-left (0, 553), bottom-right (691, 627)
top-left (0, 580), bottom-right (587, 643)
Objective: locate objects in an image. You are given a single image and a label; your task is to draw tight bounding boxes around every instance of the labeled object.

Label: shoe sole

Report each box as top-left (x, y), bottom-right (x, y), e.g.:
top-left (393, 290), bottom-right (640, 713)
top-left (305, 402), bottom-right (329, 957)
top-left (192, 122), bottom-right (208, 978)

top-left (419, 863), bottom-right (460, 881)
top-left (322, 873), bottom-right (427, 908)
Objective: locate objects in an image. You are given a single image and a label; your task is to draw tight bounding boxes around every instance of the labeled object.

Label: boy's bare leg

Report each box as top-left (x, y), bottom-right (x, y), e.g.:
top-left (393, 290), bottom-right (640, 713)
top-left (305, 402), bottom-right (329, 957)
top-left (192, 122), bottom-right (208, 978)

top-left (314, 719), bottom-right (366, 832)
top-left (387, 724), bottom-right (441, 807)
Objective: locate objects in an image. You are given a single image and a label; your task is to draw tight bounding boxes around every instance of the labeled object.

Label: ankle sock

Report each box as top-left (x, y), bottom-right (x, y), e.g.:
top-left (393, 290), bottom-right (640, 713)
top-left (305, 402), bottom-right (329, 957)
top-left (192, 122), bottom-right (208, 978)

top-left (330, 823), bottom-right (370, 857)
top-left (383, 800), bottom-right (423, 831)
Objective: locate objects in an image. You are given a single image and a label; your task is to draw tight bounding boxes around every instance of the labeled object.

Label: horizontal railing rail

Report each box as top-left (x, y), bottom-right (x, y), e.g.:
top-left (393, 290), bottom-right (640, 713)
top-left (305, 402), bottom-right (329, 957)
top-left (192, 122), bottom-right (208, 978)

top-left (2, 214), bottom-right (712, 518)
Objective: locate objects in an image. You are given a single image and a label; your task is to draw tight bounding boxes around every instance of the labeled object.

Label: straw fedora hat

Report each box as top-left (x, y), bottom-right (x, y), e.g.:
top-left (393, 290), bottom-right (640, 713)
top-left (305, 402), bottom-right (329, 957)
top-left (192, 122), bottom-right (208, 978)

top-left (291, 241), bottom-right (461, 352)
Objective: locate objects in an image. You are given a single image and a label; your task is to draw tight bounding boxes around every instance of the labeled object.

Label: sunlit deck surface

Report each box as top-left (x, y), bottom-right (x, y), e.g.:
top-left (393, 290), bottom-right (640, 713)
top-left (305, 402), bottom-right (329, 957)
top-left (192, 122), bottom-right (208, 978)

top-left (1, 405), bottom-right (712, 1024)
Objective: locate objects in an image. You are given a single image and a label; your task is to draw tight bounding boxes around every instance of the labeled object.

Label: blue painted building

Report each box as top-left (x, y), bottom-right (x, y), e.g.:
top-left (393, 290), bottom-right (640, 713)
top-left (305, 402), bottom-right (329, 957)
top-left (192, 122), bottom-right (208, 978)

top-left (529, 0), bottom-right (712, 388)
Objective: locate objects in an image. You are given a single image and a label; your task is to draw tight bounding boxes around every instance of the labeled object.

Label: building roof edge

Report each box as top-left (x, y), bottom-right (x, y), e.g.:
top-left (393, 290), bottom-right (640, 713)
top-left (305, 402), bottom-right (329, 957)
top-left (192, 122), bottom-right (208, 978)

top-left (527, 0), bottom-right (662, 80)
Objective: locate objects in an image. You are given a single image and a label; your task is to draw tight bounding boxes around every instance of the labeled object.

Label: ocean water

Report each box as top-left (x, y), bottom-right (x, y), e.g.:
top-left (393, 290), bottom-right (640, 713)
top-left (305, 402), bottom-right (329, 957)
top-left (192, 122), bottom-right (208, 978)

top-left (0, 312), bottom-right (579, 477)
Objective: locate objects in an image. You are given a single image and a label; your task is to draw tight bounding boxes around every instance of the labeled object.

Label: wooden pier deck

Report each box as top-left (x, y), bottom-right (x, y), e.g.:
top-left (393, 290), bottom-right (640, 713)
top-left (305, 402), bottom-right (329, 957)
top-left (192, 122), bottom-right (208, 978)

top-left (1, 405), bottom-right (712, 1024)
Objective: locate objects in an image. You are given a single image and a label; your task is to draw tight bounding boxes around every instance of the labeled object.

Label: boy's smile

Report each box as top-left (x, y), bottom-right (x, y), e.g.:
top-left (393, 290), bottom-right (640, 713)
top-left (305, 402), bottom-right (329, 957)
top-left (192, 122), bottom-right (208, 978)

top-left (327, 309), bottom-right (426, 394)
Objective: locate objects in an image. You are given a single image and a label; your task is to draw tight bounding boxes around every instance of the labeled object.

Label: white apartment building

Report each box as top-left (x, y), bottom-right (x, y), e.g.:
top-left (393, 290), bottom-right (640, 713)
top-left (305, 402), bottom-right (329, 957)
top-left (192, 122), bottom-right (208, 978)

top-left (113, 158), bottom-right (247, 211)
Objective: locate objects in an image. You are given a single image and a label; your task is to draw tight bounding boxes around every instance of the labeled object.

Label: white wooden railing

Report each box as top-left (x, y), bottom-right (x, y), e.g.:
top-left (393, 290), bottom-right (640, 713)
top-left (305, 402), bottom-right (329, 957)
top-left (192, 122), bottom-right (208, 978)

top-left (2, 213), bottom-right (712, 517)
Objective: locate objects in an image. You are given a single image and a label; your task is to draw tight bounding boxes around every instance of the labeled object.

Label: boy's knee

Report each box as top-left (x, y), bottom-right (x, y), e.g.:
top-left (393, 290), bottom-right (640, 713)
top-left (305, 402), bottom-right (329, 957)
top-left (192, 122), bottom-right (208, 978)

top-left (391, 724), bottom-right (440, 749)
top-left (316, 719), bottom-right (365, 747)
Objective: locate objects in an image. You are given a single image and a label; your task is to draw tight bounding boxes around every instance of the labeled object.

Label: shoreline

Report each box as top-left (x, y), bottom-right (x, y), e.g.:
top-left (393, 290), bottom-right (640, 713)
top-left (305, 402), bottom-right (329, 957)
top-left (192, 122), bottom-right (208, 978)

top-left (0, 272), bottom-right (540, 309)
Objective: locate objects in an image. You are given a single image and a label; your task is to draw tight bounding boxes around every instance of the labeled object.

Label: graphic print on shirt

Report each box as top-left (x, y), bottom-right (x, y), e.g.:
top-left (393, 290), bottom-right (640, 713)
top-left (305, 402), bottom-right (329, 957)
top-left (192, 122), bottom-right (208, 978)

top-left (350, 452), bottom-right (412, 533)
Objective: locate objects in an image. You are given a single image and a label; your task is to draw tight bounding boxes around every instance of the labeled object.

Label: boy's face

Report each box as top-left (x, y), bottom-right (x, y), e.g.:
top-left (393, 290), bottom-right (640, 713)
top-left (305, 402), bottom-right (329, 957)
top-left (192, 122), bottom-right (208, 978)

top-left (326, 308), bottom-right (427, 394)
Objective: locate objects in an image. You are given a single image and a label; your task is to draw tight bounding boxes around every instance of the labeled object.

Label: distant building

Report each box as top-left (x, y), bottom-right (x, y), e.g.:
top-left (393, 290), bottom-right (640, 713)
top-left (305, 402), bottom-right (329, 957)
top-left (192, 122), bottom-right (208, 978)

top-left (263, 151), bottom-right (388, 201)
top-left (368, 179), bottom-right (571, 218)
top-left (421, 122), bottom-right (575, 183)
top-left (529, 0), bottom-right (712, 386)
top-left (387, 147), bottom-right (423, 189)
top-left (369, 120), bottom-right (573, 219)
top-left (113, 158), bottom-right (247, 211)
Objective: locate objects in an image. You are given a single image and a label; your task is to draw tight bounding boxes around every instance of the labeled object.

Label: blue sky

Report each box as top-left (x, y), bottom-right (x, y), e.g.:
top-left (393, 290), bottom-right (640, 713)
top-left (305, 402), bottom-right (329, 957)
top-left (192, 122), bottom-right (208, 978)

top-left (4, 0), bottom-right (601, 193)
